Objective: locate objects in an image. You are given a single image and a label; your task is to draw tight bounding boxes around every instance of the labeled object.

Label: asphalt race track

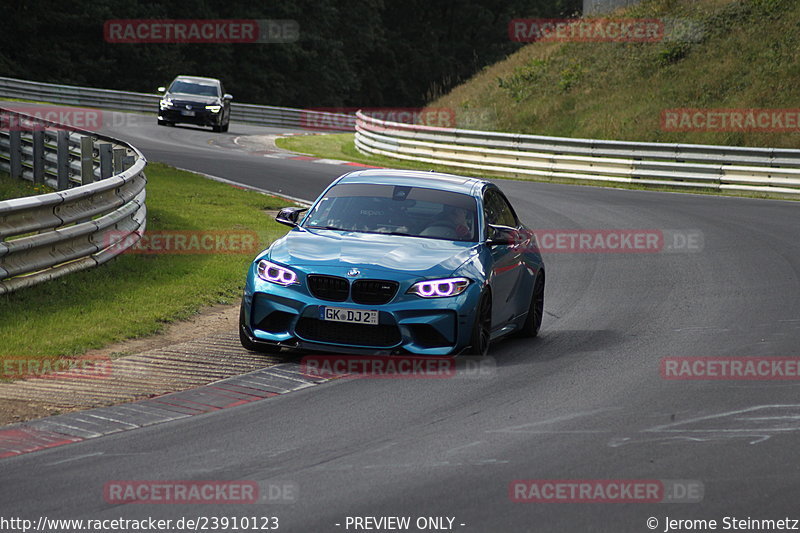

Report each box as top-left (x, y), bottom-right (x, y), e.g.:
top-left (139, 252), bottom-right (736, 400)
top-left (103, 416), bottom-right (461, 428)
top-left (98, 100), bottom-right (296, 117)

top-left (95, 111), bottom-right (354, 201)
top-left (2, 108), bottom-right (800, 532)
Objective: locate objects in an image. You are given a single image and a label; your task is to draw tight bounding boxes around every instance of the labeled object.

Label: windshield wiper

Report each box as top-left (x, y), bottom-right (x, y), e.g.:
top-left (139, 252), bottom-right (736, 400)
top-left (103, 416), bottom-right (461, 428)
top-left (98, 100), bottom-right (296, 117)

top-left (305, 227), bottom-right (416, 237)
top-left (306, 225), bottom-right (348, 231)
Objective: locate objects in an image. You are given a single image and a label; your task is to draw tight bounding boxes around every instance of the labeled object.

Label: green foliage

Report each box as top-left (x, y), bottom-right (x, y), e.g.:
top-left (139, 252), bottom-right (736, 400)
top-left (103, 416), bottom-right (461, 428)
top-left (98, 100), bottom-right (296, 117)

top-left (498, 59), bottom-right (549, 102)
top-left (433, 0), bottom-right (800, 148)
top-left (557, 60), bottom-right (584, 91)
top-left (656, 42), bottom-right (690, 66)
top-left (0, 0), bottom-right (581, 108)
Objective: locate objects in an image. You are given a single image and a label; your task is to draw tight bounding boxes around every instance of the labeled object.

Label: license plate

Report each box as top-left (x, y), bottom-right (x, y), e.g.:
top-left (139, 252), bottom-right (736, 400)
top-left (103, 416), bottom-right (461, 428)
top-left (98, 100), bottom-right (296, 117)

top-left (181, 110), bottom-right (195, 116)
top-left (319, 306), bottom-right (378, 325)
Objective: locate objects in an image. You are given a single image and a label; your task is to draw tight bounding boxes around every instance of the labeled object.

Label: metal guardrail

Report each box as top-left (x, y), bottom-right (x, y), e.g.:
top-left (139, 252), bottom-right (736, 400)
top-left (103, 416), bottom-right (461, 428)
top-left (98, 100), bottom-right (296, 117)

top-left (0, 106), bottom-right (147, 294)
top-left (0, 76), bottom-right (355, 131)
top-left (355, 112), bottom-right (800, 196)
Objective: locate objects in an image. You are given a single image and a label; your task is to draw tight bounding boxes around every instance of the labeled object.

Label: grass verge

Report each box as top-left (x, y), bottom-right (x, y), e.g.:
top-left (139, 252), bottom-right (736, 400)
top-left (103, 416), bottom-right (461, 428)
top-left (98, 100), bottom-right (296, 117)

top-left (0, 172), bottom-right (53, 200)
top-left (277, 133), bottom-right (456, 172)
top-left (431, 0), bottom-right (800, 149)
top-left (0, 162), bottom-right (291, 363)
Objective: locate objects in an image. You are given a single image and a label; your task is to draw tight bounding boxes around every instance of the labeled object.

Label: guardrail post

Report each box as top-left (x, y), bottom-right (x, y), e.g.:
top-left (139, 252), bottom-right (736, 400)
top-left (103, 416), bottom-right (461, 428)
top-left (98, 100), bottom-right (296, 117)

top-left (56, 130), bottom-right (70, 190)
top-left (113, 148), bottom-right (126, 174)
top-left (9, 130), bottom-right (22, 179)
top-left (80, 136), bottom-right (94, 184)
top-left (32, 130), bottom-right (45, 184)
top-left (99, 143), bottom-right (112, 179)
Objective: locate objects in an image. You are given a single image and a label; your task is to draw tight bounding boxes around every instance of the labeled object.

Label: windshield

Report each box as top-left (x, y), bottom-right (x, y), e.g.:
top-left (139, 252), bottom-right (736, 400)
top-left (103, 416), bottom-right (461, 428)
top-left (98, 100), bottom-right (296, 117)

top-left (168, 80), bottom-right (220, 97)
top-left (303, 183), bottom-right (478, 242)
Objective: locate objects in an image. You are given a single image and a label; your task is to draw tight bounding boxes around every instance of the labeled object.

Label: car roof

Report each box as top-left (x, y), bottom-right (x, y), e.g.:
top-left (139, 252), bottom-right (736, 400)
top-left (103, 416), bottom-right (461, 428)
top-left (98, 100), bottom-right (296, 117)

top-left (336, 169), bottom-right (490, 196)
top-left (172, 76), bottom-right (220, 86)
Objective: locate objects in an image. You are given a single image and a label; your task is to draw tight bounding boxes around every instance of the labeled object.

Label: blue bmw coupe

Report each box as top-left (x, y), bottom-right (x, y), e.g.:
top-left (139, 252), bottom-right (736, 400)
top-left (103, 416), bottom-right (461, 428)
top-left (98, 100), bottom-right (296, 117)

top-left (239, 169), bottom-right (545, 356)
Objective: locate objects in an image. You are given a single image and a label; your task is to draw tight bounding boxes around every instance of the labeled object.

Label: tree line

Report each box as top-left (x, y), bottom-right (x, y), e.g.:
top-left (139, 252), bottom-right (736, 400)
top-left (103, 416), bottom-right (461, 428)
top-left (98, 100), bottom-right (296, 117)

top-left (1, 0), bottom-right (580, 107)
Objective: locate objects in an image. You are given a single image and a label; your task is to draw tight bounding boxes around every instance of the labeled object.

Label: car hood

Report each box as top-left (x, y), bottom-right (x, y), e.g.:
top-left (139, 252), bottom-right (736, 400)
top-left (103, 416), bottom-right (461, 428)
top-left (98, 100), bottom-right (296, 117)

top-left (165, 92), bottom-right (220, 105)
top-left (266, 229), bottom-right (477, 277)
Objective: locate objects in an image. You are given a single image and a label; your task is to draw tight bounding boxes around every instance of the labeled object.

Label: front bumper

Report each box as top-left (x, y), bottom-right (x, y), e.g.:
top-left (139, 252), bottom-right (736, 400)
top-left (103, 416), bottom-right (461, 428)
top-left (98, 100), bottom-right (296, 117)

top-left (158, 107), bottom-right (223, 126)
top-left (241, 267), bottom-right (482, 356)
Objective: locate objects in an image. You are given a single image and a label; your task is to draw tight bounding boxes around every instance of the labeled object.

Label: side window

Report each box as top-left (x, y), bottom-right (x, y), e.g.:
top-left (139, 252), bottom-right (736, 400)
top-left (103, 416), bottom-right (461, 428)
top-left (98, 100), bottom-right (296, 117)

top-left (496, 191), bottom-right (518, 227)
top-left (484, 189), bottom-right (518, 228)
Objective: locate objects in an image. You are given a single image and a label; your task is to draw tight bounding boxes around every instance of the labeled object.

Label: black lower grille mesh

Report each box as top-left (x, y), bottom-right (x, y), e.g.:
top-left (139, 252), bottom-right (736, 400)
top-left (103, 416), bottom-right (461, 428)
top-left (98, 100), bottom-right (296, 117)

top-left (295, 317), bottom-right (401, 347)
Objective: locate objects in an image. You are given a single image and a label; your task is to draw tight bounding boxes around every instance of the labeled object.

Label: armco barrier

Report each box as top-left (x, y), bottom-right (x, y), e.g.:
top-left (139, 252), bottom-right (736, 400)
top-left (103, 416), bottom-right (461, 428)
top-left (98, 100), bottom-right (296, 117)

top-left (0, 106), bottom-right (146, 294)
top-left (355, 112), bottom-right (800, 196)
top-left (0, 76), bottom-right (355, 131)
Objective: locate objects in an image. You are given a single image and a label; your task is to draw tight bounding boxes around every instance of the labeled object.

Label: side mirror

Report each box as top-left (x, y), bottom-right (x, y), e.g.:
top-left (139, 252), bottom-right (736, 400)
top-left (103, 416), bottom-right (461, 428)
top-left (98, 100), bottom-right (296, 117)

top-left (223, 93), bottom-right (233, 101)
top-left (486, 224), bottom-right (517, 246)
top-left (276, 207), bottom-right (307, 227)
top-left (157, 86), bottom-right (166, 93)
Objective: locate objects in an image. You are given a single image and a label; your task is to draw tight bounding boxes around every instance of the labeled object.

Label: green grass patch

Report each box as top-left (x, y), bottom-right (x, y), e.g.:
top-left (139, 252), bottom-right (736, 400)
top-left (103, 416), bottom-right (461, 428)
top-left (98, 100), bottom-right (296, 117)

top-left (431, 0), bottom-right (800, 149)
top-left (276, 133), bottom-right (469, 173)
top-left (0, 172), bottom-right (54, 200)
top-left (0, 162), bottom-right (291, 362)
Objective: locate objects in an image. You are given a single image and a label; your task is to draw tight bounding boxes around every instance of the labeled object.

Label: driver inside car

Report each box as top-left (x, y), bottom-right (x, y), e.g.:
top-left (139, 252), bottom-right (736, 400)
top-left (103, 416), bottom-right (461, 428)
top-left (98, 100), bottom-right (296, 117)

top-left (420, 205), bottom-right (472, 240)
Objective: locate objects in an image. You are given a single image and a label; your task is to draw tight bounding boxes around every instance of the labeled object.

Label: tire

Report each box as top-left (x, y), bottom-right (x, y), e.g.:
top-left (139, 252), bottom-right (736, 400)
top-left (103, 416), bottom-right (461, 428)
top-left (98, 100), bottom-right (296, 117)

top-left (467, 291), bottom-right (492, 355)
top-left (157, 119), bottom-right (166, 126)
top-left (239, 302), bottom-right (281, 354)
top-left (518, 271), bottom-right (545, 338)
top-left (212, 124), bottom-right (222, 133)
top-left (221, 120), bottom-right (229, 133)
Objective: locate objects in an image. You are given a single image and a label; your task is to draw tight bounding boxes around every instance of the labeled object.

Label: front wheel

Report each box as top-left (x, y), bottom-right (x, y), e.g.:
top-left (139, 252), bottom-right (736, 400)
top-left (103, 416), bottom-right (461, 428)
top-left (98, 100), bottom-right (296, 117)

top-left (518, 271), bottom-right (545, 338)
top-left (467, 292), bottom-right (492, 355)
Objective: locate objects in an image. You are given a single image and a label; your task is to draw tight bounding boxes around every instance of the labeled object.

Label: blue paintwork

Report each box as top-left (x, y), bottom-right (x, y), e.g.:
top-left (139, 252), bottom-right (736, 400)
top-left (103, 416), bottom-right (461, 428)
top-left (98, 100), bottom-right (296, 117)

top-left (240, 169), bottom-right (544, 355)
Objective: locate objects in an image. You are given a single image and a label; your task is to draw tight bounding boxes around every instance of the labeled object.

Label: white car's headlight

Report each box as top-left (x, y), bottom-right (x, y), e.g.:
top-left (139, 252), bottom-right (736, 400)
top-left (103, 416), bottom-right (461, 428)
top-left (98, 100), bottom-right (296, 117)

top-left (408, 277), bottom-right (470, 298)
top-left (159, 97), bottom-right (173, 109)
top-left (205, 105), bottom-right (222, 113)
top-left (257, 260), bottom-right (298, 286)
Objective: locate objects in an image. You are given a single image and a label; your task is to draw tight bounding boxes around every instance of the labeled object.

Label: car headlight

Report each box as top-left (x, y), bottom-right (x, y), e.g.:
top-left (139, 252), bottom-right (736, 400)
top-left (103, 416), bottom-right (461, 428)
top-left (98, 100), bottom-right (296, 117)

top-left (257, 260), bottom-right (298, 286)
top-left (408, 277), bottom-right (470, 298)
top-left (205, 105), bottom-right (222, 113)
top-left (159, 97), bottom-right (173, 109)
